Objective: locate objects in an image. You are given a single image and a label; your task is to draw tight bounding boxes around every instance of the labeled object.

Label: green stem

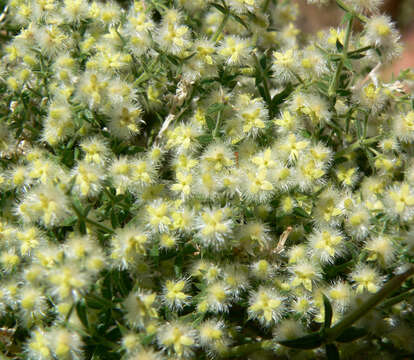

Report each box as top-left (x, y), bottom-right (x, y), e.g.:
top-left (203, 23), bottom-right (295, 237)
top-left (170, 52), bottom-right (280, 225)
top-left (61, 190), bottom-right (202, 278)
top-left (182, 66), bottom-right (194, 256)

top-left (363, 113), bottom-right (368, 138)
top-left (290, 70), bottom-right (304, 84)
top-left (347, 45), bottom-right (373, 56)
top-left (84, 217), bottom-right (115, 234)
top-left (115, 26), bottom-right (126, 47)
top-left (381, 287), bottom-right (414, 309)
top-left (65, 322), bottom-right (90, 338)
top-left (334, 135), bottom-right (382, 159)
top-left (211, 10), bottom-right (230, 42)
top-left (71, 199), bottom-right (115, 234)
top-left (38, 53), bottom-right (51, 98)
top-left (71, 199), bottom-right (84, 220)
top-left (334, 0), bottom-right (368, 23)
top-left (325, 266), bottom-right (414, 342)
top-left (253, 53), bottom-right (271, 106)
top-left (133, 57), bottom-right (159, 85)
top-left (221, 267), bottom-right (414, 357)
top-left (262, 0), bottom-right (271, 12)
top-left (315, 43), bottom-right (331, 56)
top-left (345, 112), bottom-right (351, 134)
top-left (134, 73), bottom-right (150, 86)
top-left (327, 118), bottom-right (345, 133)
top-left (213, 108), bottom-right (223, 138)
top-left (328, 14), bottom-right (354, 97)
top-left (103, 186), bottom-right (116, 202)
top-left (149, 0), bottom-right (168, 13)
top-left (220, 339), bottom-right (274, 358)
top-left (26, 85), bottom-right (43, 98)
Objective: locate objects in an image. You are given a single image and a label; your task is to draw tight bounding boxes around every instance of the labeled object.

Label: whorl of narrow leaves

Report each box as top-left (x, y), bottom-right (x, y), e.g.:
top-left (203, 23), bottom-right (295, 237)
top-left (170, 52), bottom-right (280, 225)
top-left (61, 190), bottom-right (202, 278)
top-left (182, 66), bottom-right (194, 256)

top-left (0, 0), bottom-right (414, 359)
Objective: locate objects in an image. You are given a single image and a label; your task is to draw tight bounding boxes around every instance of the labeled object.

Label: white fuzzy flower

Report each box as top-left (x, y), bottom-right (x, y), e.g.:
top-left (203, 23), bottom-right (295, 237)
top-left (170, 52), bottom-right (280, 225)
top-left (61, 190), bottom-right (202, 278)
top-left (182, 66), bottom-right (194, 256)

top-left (195, 207), bottom-right (234, 248)
top-left (157, 321), bottom-right (197, 358)
top-left (218, 36), bottom-right (251, 65)
top-left (248, 286), bottom-right (285, 326)
top-left (308, 227), bottom-right (345, 264)
top-left (16, 184), bottom-right (71, 227)
top-left (162, 278), bottom-right (192, 310)
top-left (111, 224), bottom-right (150, 269)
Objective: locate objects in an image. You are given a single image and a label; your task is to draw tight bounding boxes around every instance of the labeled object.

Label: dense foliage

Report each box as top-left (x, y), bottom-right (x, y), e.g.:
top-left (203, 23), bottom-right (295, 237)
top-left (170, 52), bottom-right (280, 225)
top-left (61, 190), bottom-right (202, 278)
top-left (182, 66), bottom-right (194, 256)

top-left (0, 0), bottom-right (414, 358)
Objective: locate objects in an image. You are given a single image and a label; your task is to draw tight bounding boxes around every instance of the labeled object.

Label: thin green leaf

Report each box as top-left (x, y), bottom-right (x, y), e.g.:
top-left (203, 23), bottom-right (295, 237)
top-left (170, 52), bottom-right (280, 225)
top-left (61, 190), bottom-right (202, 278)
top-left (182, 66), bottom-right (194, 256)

top-left (293, 207), bottom-right (310, 218)
top-left (196, 134), bottom-right (213, 145)
top-left (271, 84), bottom-right (293, 112)
top-left (206, 115), bottom-right (215, 131)
top-left (336, 39), bottom-right (344, 52)
top-left (150, 243), bottom-right (159, 257)
top-left (323, 293), bottom-right (333, 329)
top-left (339, 9), bottom-right (353, 21)
top-left (76, 300), bottom-right (89, 329)
top-left (62, 216), bottom-right (77, 227)
top-left (278, 333), bottom-right (322, 350)
top-left (336, 327), bottom-right (367, 343)
top-left (343, 58), bottom-right (353, 71)
top-left (207, 102), bottom-right (226, 115)
top-left (348, 53), bottom-right (365, 59)
top-left (210, 2), bottom-right (226, 13)
top-left (230, 13), bottom-right (249, 30)
top-left (110, 210), bottom-right (118, 229)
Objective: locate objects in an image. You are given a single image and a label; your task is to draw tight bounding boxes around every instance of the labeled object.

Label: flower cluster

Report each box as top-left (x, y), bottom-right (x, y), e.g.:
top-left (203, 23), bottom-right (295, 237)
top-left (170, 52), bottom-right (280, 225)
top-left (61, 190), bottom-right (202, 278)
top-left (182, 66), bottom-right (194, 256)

top-left (0, 0), bottom-right (414, 358)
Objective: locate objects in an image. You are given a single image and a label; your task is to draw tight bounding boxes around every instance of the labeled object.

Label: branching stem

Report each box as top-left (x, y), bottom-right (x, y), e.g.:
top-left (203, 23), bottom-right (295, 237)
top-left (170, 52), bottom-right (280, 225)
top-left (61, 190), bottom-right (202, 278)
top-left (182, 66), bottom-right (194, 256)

top-left (328, 13), bottom-right (354, 97)
top-left (325, 266), bottom-right (414, 341)
top-left (220, 266), bottom-right (414, 358)
top-left (212, 9), bottom-right (230, 42)
top-left (335, 0), bottom-right (368, 23)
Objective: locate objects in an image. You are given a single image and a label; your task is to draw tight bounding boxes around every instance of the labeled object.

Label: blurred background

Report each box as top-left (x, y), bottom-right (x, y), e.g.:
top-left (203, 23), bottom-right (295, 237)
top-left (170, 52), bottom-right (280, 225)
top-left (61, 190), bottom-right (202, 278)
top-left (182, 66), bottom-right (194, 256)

top-left (294, 0), bottom-right (414, 81)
